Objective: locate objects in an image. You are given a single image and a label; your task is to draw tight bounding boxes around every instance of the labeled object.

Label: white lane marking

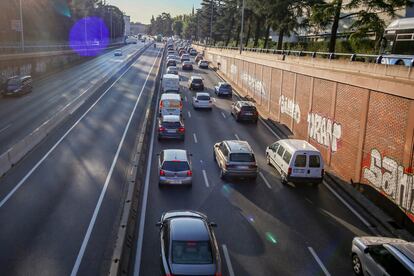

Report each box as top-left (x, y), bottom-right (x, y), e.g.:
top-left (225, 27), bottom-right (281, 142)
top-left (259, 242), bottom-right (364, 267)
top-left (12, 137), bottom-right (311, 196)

top-left (0, 124), bottom-right (11, 135)
top-left (323, 181), bottom-right (371, 227)
top-left (71, 48), bottom-right (162, 276)
top-left (308, 247), bottom-right (331, 276)
top-left (187, 111), bottom-right (192, 118)
top-left (202, 169), bottom-right (210, 187)
top-left (133, 48), bottom-right (164, 276)
top-left (259, 172), bottom-right (272, 189)
top-left (234, 133), bottom-right (240, 140)
top-left (193, 133), bottom-right (198, 143)
top-left (221, 111), bottom-right (226, 119)
top-left (259, 117), bottom-right (281, 140)
top-left (0, 48), bottom-right (154, 210)
top-left (222, 244), bottom-right (235, 276)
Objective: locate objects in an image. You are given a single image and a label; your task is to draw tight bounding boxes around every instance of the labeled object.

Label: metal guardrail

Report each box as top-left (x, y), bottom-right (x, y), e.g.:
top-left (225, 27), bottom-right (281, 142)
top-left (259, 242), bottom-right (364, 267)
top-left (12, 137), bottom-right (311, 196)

top-left (195, 43), bottom-right (414, 67)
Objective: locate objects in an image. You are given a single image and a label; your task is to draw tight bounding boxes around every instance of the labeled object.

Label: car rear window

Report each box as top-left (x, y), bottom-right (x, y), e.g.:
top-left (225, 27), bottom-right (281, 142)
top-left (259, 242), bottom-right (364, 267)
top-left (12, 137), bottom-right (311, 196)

top-left (162, 161), bottom-right (190, 172)
top-left (309, 155), bottom-right (321, 168)
top-left (162, 122), bottom-right (181, 128)
top-left (197, 95), bottom-right (210, 101)
top-left (283, 151), bottom-right (292, 164)
top-left (221, 84), bottom-right (231, 89)
top-left (192, 79), bottom-right (203, 84)
top-left (241, 106), bottom-right (256, 112)
top-left (294, 155), bottom-right (307, 167)
top-left (230, 153), bottom-right (255, 162)
top-left (172, 241), bottom-right (213, 264)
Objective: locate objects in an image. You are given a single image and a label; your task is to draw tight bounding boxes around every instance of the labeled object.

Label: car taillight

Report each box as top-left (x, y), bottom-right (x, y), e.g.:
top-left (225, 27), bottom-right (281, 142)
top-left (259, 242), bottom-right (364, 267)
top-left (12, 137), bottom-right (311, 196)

top-left (180, 102), bottom-right (183, 108)
top-left (160, 101), bottom-right (163, 108)
top-left (215, 273), bottom-right (222, 276)
top-left (288, 167), bottom-right (292, 176)
top-left (159, 127), bottom-right (165, 132)
top-left (160, 170), bottom-right (165, 176)
top-left (178, 127), bottom-right (185, 133)
top-left (187, 170), bottom-right (192, 176)
top-left (321, 169), bottom-right (325, 176)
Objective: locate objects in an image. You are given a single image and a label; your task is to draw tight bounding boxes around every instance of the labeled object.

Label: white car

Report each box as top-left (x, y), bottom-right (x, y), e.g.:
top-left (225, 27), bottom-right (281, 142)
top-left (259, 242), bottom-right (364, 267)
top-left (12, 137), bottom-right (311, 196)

top-left (114, 50), bottom-right (122, 56)
top-left (192, 92), bottom-right (212, 110)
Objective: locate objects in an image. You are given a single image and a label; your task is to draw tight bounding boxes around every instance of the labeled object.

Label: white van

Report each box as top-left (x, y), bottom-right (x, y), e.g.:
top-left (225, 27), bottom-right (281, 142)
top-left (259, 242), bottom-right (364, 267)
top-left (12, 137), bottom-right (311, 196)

top-left (159, 93), bottom-right (182, 117)
top-left (162, 74), bottom-right (180, 93)
top-left (265, 139), bottom-right (324, 185)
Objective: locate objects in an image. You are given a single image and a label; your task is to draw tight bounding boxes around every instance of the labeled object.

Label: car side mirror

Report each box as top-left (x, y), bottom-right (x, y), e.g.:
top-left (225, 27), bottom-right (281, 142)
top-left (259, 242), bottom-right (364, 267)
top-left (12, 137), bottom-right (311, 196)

top-left (363, 247), bottom-right (370, 254)
top-left (156, 221), bottom-right (162, 227)
top-left (209, 222), bottom-right (217, 227)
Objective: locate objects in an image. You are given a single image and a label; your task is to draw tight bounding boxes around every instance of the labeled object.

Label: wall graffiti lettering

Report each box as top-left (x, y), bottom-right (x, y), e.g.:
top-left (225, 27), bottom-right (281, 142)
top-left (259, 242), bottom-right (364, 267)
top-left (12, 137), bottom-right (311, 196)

top-left (240, 71), bottom-right (266, 96)
top-left (363, 149), bottom-right (414, 215)
top-left (307, 112), bottom-right (342, 152)
top-left (279, 95), bottom-right (300, 123)
top-left (230, 64), bottom-right (237, 75)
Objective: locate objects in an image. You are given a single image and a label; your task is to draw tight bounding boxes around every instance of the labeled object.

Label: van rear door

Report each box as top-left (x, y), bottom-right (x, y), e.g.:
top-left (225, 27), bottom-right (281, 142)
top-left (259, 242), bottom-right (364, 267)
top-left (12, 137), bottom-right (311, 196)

top-left (291, 153), bottom-right (308, 178)
top-left (308, 154), bottom-right (323, 179)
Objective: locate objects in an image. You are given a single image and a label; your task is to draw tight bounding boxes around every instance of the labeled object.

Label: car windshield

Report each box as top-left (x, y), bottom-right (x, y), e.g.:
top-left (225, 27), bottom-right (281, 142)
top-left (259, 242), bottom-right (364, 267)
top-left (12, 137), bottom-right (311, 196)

top-left (192, 79), bottom-right (202, 84)
top-left (197, 95), bottom-right (210, 100)
top-left (230, 153), bottom-right (255, 162)
top-left (162, 161), bottom-right (190, 171)
top-left (172, 241), bottom-right (213, 264)
top-left (220, 84), bottom-right (231, 89)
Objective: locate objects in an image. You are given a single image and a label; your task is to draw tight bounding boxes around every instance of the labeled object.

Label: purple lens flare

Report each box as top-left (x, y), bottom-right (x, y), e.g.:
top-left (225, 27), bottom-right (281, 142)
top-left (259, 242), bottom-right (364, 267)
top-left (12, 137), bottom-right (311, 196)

top-left (69, 17), bottom-right (109, 56)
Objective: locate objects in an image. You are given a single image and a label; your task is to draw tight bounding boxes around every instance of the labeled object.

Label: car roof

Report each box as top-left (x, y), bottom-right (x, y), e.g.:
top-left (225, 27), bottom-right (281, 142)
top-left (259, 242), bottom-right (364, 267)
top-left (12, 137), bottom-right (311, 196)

top-left (389, 243), bottom-right (414, 262)
top-left (161, 115), bottom-right (181, 122)
top-left (191, 76), bottom-right (202, 80)
top-left (276, 139), bottom-right (319, 152)
top-left (170, 217), bottom-right (210, 241)
top-left (167, 66), bottom-right (178, 70)
top-left (196, 92), bottom-right (210, 97)
top-left (236, 101), bottom-right (255, 107)
top-left (225, 140), bottom-right (253, 153)
top-left (183, 61), bottom-right (192, 65)
top-left (163, 73), bottom-right (179, 79)
top-left (160, 93), bottom-right (181, 100)
top-left (162, 149), bottom-right (188, 161)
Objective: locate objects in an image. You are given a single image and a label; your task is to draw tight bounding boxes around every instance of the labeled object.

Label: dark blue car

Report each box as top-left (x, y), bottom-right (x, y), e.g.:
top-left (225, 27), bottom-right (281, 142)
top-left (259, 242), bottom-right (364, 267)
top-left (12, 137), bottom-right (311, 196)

top-left (214, 82), bottom-right (232, 97)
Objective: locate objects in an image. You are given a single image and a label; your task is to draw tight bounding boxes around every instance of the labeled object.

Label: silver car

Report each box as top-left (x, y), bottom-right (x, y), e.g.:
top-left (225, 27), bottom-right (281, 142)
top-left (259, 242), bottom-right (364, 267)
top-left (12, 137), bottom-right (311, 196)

top-left (192, 92), bottom-right (213, 109)
top-left (158, 149), bottom-right (192, 186)
top-left (213, 140), bottom-right (258, 180)
top-left (166, 66), bottom-right (179, 75)
top-left (351, 236), bottom-right (414, 275)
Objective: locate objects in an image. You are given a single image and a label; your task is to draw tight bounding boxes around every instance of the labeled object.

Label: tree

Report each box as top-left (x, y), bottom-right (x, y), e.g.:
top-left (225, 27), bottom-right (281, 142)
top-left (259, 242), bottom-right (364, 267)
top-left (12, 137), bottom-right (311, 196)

top-left (172, 19), bottom-right (184, 36)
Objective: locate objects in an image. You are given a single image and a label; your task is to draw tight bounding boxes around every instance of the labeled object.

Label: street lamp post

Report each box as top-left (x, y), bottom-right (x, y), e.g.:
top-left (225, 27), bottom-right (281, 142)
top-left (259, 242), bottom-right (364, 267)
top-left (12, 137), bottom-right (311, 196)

top-left (19, 0), bottom-right (25, 51)
top-left (239, 0), bottom-right (245, 54)
top-left (210, 0), bottom-right (213, 45)
top-left (110, 8), bottom-right (113, 42)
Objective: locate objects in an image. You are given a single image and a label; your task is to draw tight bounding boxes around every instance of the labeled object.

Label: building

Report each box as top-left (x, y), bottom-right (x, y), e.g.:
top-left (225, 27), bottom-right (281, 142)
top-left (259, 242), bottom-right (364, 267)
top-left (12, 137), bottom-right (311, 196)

top-left (124, 15), bottom-right (131, 36)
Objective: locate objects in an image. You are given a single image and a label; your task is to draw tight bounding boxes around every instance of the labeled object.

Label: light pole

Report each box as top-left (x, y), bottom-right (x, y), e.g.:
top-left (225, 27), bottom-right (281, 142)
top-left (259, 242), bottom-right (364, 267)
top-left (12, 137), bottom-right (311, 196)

top-left (210, 0), bottom-right (213, 45)
top-left (19, 0), bottom-right (25, 51)
top-left (110, 8), bottom-right (113, 42)
top-left (239, 0), bottom-right (245, 54)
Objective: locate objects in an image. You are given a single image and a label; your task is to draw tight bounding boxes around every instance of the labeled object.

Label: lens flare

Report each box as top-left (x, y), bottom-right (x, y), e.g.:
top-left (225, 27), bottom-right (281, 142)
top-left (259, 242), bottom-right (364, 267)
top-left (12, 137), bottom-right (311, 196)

top-left (265, 232), bottom-right (277, 244)
top-left (53, 0), bottom-right (71, 17)
top-left (69, 17), bottom-right (109, 57)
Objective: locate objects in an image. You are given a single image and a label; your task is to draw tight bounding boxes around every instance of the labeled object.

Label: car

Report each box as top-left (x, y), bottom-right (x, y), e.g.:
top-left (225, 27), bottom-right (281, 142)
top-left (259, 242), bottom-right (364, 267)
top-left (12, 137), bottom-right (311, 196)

top-left (158, 115), bottom-right (185, 140)
top-left (351, 236), bottom-right (414, 275)
top-left (166, 59), bottom-right (177, 68)
top-left (182, 61), bottom-right (193, 71)
top-left (166, 66), bottom-right (179, 75)
top-left (193, 92), bottom-right (213, 110)
top-left (181, 54), bottom-right (190, 62)
top-left (159, 93), bottom-right (182, 116)
top-left (2, 75), bottom-right (33, 96)
top-left (198, 60), bottom-right (209, 69)
top-left (213, 140), bottom-right (258, 180)
top-left (231, 101), bottom-right (258, 123)
top-left (158, 149), bottom-right (192, 186)
top-left (214, 82), bottom-right (232, 97)
top-left (114, 49), bottom-right (122, 56)
top-left (190, 49), bottom-right (198, 56)
top-left (195, 54), bottom-right (204, 63)
top-left (156, 210), bottom-right (222, 276)
top-left (188, 76), bottom-right (204, 91)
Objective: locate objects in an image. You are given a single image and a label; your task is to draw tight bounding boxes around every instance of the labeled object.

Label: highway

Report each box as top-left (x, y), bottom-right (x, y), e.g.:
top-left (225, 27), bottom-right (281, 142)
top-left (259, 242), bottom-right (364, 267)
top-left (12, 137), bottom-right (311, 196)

top-left (0, 44), bottom-right (162, 275)
top-left (135, 50), bottom-right (373, 276)
top-left (0, 42), bottom-right (147, 155)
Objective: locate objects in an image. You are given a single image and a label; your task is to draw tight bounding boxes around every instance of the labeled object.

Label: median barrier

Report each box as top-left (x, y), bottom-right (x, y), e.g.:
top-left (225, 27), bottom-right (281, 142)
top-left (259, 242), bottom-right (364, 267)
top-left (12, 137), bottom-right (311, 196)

top-left (0, 152), bottom-right (11, 176)
top-left (7, 139), bottom-right (29, 165)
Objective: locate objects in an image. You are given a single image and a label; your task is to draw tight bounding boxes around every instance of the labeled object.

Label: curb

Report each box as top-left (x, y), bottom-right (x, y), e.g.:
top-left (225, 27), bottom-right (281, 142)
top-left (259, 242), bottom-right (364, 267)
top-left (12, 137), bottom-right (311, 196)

top-left (0, 44), bottom-right (152, 178)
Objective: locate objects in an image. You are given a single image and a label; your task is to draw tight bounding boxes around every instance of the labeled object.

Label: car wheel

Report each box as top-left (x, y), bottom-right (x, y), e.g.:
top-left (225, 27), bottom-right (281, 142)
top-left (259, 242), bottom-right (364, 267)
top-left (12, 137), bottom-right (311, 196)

top-left (352, 254), bottom-right (363, 276)
top-left (266, 154), bottom-right (271, 165)
top-left (281, 173), bottom-right (288, 185)
top-left (220, 169), bottom-right (226, 180)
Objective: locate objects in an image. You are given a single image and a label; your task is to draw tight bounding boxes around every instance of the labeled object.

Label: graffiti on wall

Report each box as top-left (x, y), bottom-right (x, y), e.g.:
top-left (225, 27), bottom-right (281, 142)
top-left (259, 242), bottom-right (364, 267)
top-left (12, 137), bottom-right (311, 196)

top-left (363, 149), bottom-right (414, 218)
top-left (36, 61), bottom-right (46, 73)
top-left (279, 95), bottom-right (300, 123)
top-left (307, 112), bottom-right (342, 152)
top-left (231, 64), bottom-right (237, 76)
top-left (240, 71), bottom-right (266, 96)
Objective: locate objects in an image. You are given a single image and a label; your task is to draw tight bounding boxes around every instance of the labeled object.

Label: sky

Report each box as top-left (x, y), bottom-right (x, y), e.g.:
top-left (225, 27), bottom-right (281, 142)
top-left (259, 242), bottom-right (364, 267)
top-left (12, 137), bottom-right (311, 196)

top-left (107, 0), bottom-right (202, 24)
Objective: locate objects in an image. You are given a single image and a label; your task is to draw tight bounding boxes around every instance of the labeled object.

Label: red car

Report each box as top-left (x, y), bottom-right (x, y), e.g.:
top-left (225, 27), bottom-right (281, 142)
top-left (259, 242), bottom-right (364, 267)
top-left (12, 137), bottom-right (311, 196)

top-left (182, 61), bottom-right (193, 71)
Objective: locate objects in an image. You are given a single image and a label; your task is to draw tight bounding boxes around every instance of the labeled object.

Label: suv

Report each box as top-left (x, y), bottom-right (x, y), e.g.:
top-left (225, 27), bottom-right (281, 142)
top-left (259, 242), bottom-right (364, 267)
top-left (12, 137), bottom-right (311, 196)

top-left (351, 236), bottom-right (414, 275)
top-left (215, 82), bottom-right (232, 97)
top-left (158, 149), bottom-right (192, 186)
top-left (213, 140), bottom-right (258, 180)
top-left (157, 210), bottom-right (221, 276)
top-left (188, 76), bottom-right (204, 91)
top-left (198, 60), bottom-right (209, 69)
top-left (231, 101), bottom-right (258, 123)
top-left (3, 75), bottom-right (33, 96)
top-left (158, 115), bottom-right (185, 141)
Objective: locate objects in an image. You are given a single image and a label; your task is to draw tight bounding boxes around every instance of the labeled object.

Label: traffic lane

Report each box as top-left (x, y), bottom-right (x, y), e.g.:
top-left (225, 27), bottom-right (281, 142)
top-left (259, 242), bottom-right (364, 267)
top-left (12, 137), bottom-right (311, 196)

top-left (77, 46), bottom-right (162, 275)
top-left (0, 44), bottom-right (144, 154)
top-left (0, 48), bottom-right (160, 276)
top-left (184, 64), bottom-right (371, 274)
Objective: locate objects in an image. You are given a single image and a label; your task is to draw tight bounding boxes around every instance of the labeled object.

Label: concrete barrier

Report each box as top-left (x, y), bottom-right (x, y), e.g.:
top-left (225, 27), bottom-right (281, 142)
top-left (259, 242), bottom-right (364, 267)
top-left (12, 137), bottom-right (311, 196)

top-left (7, 139), bottom-right (29, 165)
top-left (0, 152), bottom-right (11, 176)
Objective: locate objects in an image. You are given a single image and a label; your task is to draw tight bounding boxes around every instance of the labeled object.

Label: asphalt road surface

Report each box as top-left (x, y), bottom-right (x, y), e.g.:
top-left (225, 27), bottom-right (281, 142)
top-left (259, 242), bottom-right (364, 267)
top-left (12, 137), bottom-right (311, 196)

top-left (0, 42), bottom-right (147, 155)
top-left (0, 44), bottom-right (162, 275)
top-left (135, 53), bottom-right (372, 276)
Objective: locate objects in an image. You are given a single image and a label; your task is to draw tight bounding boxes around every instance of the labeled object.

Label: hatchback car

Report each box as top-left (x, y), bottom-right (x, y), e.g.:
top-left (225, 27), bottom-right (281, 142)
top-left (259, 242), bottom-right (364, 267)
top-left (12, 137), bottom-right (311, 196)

top-left (193, 92), bottom-right (213, 110)
top-left (158, 149), bottom-right (192, 186)
top-left (214, 82), bottom-right (232, 97)
top-left (231, 101), bottom-right (258, 123)
top-left (351, 236), bottom-right (414, 275)
top-left (166, 66), bottom-right (179, 75)
top-left (182, 61), bottom-right (193, 71)
top-left (3, 76), bottom-right (33, 96)
top-left (166, 59), bottom-right (177, 68)
top-left (181, 54), bottom-right (190, 62)
top-left (114, 49), bottom-right (122, 56)
top-left (190, 49), bottom-right (198, 56)
top-left (214, 140), bottom-right (258, 180)
top-left (188, 76), bottom-right (204, 90)
top-left (157, 210), bottom-right (222, 276)
top-left (198, 60), bottom-right (209, 69)
top-left (158, 115), bottom-right (185, 141)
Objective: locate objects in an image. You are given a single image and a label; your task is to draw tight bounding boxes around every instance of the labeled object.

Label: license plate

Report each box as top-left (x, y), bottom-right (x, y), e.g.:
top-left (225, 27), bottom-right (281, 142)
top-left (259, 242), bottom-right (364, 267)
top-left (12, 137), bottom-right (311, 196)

top-left (167, 129), bottom-right (176, 133)
top-left (237, 166), bottom-right (249, 169)
top-left (244, 112), bottom-right (253, 115)
top-left (170, 180), bottom-right (181, 184)
top-left (294, 169), bottom-right (305, 173)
